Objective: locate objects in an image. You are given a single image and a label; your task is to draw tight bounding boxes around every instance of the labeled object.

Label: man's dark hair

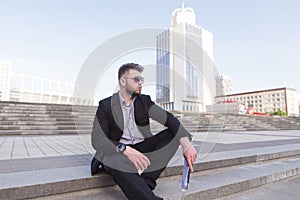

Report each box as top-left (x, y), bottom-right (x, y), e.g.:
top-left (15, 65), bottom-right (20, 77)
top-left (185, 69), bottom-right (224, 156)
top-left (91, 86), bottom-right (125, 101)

top-left (118, 63), bottom-right (144, 80)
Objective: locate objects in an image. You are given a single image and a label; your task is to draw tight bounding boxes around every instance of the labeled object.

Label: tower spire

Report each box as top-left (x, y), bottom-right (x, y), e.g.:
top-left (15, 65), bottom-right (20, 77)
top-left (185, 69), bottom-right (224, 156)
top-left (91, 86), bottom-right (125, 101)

top-left (171, 2), bottom-right (196, 26)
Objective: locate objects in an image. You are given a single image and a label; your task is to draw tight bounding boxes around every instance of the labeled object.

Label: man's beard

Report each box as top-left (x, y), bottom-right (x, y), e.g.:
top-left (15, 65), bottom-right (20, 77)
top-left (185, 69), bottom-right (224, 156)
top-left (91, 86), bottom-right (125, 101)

top-left (131, 90), bottom-right (141, 99)
top-left (126, 87), bottom-right (141, 99)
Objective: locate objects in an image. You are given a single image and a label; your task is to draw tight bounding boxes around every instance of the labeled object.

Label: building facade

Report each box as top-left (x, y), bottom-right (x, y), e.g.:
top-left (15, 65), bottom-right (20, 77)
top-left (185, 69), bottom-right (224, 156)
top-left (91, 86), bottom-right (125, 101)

top-left (216, 74), bottom-right (232, 96)
top-left (156, 3), bottom-right (216, 112)
top-left (215, 87), bottom-right (299, 117)
top-left (0, 60), bottom-right (12, 101)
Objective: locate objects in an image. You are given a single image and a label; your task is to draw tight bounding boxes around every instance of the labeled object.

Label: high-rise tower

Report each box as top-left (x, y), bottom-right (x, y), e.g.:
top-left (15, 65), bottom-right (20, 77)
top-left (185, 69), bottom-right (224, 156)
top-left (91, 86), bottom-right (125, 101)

top-left (156, 3), bottom-right (216, 112)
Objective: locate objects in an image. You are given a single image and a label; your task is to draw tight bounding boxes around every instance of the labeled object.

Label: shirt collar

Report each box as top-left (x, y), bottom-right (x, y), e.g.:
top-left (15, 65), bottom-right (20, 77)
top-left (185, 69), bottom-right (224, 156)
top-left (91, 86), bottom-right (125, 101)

top-left (118, 92), bottom-right (136, 107)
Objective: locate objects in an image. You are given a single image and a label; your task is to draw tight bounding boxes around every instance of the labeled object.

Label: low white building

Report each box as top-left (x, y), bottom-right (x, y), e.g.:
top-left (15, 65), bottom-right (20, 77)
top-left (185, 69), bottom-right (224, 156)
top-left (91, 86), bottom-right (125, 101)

top-left (0, 60), bottom-right (12, 101)
top-left (0, 60), bottom-right (94, 105)
top-left (298, 93), bottom-right (300, 116)
top-left (215, 87), bottom-right (299, 117)
top-left (10, 74), bottom-right (94, 105)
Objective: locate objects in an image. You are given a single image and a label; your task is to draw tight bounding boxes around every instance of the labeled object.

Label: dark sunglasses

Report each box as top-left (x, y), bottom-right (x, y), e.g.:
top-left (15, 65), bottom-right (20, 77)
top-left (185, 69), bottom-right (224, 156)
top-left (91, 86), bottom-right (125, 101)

top-left (124, 76), bottom-right (145, 83)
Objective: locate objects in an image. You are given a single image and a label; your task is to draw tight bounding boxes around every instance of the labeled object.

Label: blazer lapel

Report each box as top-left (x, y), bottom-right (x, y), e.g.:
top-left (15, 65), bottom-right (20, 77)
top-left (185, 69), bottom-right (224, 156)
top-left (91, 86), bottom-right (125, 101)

top-left (111, 93), bottom-right (124, 131)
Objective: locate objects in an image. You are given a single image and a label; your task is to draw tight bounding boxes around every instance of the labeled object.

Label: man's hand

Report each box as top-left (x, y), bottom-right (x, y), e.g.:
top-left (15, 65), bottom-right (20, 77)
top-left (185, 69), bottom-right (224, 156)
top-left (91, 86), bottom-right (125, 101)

top-left (180, 137), bottom-right (197, 172)
top-left (123, 146), bottom-right (151, 172)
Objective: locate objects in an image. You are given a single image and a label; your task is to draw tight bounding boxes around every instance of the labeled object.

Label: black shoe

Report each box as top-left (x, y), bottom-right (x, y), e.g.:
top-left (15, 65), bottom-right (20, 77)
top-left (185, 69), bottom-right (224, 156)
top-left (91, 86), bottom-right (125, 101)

top-left (155, 195), bottom-right (164, 200)
top-left (90, 156), bottom-right (102, 176)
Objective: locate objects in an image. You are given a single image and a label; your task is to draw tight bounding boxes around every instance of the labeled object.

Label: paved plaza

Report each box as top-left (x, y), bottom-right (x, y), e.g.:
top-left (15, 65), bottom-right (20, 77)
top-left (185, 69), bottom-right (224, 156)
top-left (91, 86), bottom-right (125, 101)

top-left (1, 130), bottom-right (300, 174)
top-left (1, 130), bottom-right (300, 199)
top-left (218, 175), bottom-right (300, 200)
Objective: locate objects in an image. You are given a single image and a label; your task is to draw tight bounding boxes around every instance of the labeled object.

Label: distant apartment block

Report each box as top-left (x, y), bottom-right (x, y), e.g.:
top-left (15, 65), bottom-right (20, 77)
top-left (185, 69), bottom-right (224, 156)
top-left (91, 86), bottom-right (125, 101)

top-left (215, 87), bottom-right (299, 117)
top-left (216, 74), bottom-right (232, 96)
top-left (0, 60), bottom-right (12, 101)
top-left (156, 3), bottom-right (217, 112)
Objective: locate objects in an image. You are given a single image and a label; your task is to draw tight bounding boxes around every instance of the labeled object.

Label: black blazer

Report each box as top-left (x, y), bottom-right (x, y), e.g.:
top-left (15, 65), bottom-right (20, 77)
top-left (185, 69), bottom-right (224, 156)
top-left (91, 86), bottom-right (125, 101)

top-left (91, 93), bottom-right (191, 175)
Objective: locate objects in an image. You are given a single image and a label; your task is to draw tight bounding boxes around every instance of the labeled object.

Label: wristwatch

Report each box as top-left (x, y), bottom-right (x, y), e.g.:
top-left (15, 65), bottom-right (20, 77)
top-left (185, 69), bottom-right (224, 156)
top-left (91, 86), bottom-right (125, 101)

top-left (116, 144), bottom-right (126, 153)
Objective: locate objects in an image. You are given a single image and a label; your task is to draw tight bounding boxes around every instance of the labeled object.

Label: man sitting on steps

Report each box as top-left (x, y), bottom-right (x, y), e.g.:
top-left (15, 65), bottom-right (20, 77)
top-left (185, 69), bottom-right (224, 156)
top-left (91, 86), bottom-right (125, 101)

top-left (91, 63), bottom-right (197, 200)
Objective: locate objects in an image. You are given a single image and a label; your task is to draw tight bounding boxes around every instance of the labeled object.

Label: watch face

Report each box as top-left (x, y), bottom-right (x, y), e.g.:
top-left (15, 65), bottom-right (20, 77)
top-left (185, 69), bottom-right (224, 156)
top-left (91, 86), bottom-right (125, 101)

top-left (119, 144), bottom-right (126, 152)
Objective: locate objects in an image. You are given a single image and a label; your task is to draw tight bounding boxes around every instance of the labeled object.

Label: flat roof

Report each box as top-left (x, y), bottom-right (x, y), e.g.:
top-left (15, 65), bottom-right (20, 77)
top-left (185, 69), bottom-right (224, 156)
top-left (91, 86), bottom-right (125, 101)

top-left (216, 87), bottom-right (297, 98)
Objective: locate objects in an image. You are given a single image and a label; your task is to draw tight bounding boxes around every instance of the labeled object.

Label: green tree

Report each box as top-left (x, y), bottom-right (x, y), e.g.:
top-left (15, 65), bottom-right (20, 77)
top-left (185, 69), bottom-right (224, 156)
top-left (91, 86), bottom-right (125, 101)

top-left (269, 109), bottom-right (287, 116)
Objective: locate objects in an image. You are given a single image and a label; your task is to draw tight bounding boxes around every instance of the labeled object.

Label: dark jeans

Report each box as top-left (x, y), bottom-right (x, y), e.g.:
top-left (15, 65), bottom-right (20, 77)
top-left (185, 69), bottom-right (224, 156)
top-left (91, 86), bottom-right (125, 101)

top-left (102, 129), bottom-right (180, 200)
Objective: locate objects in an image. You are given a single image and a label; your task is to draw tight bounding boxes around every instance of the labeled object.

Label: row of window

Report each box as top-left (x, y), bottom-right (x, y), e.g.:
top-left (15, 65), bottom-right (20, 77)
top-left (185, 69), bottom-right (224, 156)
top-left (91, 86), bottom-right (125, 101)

top-left (227, 93), bottom-right (285, 101)
top-left (243, 98), bottom-right (284, 104)
top-left (9, 93), bottom-right (94, 106)
top-left (258, 109), bottom-right (283, 112)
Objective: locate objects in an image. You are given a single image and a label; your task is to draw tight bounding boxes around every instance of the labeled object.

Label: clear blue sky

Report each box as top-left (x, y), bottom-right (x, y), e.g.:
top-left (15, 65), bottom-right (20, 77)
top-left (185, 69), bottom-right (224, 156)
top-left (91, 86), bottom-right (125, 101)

top-left (1, 0), bottom-right (300, 94)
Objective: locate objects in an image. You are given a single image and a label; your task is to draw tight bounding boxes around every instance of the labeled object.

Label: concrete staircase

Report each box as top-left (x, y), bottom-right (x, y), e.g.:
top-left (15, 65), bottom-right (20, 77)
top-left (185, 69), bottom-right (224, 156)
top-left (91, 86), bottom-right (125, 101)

top-left (0, 101), bottom-right (96, 135)
top-left (1, 143), bottom-right (300, 199)
top-left (153, 111), bottom-right (300, 133)
top-left (0, 101), bottom-right (300, 136)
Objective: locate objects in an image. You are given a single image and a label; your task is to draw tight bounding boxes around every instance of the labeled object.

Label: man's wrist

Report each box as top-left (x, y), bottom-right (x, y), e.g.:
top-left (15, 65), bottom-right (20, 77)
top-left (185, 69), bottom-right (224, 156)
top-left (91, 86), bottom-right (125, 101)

top-left (180, 137), bottom-right (192, 151)
top-left (116, 143), bottom-right (126, 153)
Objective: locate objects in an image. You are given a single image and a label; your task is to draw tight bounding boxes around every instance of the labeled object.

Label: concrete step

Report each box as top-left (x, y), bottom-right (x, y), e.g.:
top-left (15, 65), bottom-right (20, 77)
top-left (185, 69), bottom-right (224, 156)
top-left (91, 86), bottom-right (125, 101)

top-left (0, 117), bottom-right (57, 121)
top-left (2, 144), bottom-right (300, 199)
top-left (0, 121), bottom-right (90, 126)
top-left (34, 157), bottom-right (300, 200)
top-left (0, 113), bottom-right (78, 118)
top-left (0, 123), bottom-right (291, 136)
top-left (0, 109), bottom-right (95, 117)
top-left (217, 174), bottom-right (300, 200)
top-left (150, 127), bottom-right (248, 133)
top-left (0, 121), bottom-right (58, 126)
top-left (0, 117), bottom-right (79, 122)
top-left (0, 104), bottom-right (96, 114)
top-left (0, 129), bottom-right (90, 135)
top-left (0, 125), bottom-right (92, 131)
top-left (0, 105), bottom-right (72, 112)
top-left (157, 156), bottom-right (300, 200)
